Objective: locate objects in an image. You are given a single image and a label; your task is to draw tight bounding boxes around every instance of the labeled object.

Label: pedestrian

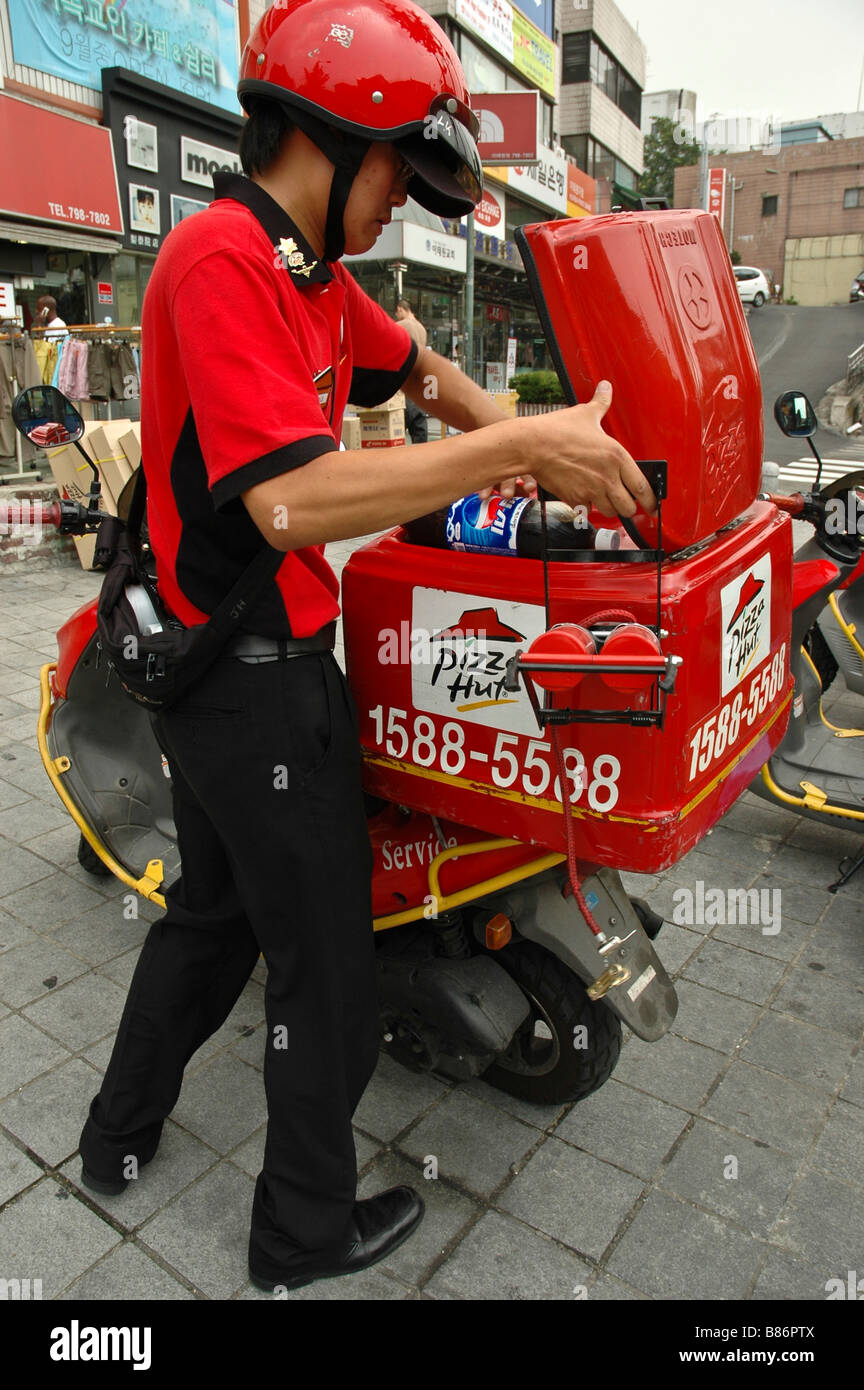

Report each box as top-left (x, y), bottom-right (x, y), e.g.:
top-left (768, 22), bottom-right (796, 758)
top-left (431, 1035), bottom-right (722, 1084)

top-left (34, 294), bottom-right (67, 341)
top-left (395, 297), bottom-right (429, 444)
top-left (77, 0), bottom-right (653, 1295)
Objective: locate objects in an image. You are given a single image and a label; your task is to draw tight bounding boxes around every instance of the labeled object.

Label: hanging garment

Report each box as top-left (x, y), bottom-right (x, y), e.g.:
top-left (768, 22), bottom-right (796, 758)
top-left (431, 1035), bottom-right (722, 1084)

top-left (113, 341), bottom-right (140, 399)
top-left (0, 336), bottom-right (43, 458)
top-left (33, 338), bottom-right (59, 384)
top-left (87, 340), bottom-right (110, 400)
top-left (52, 337), bottom-right (66, 388)
top-left (58, 338), bottom-right (90, 400)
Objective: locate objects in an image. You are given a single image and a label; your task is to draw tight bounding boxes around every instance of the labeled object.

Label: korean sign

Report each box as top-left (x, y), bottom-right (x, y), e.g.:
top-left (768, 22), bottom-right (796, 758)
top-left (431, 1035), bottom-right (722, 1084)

top-left (9, 0), bottom-right (240, 113)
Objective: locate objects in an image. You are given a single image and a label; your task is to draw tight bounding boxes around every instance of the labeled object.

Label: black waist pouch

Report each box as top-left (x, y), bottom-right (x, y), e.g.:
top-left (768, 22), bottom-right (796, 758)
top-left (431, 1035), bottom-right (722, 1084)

top-left (95, 470), bottom-right (283, 713)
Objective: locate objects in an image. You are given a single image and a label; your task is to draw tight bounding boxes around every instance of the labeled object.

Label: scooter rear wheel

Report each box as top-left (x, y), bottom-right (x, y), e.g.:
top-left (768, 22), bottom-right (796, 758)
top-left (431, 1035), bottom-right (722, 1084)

top-left (482, 941), bottom-right (621, 1106)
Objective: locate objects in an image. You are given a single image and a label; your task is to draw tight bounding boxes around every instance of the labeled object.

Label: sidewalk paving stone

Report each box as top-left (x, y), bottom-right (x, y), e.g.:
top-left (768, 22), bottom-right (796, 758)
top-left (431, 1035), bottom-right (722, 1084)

top-left (169, 1052), bottom-right (267, 1154)
top-left (680, 939), bottom-right (788, 1006)
top-left (137, 1163), bottom-right (255, 1299)
top-left (611, 1031), bottom-right (729, 1111)
top-left (657, 1118), bottom-right (801, 1237)
top-left (554, 1079), bottom-right (690, 1180)
top-left (0, 1129), bottom-right (43, 1205)
top-left (0, 1178), bottom-right (122, 1300)
top-left (0, 1013), bottom-right (71, 1096)
top-left (56, 1241), bottom-right (197, 1300)
top-left (806, 1098), bottom-right (864, 1185)
top-left (496, 1136), bottom-right (645, 1261)
top-left (605, 1190), bottom-right (763, 1300)
top-left (710, 909), bottom-right (817, 963)
top-left (750, 1246), bottom-right (838, 1301)
top-left (670, 978), bottom-right (762, 1053)
top-left (399, 1089), bottom-right (540, 1199)
top-left (425, 1210), bottom-right (593, 1301)
top-left (771, 964), bottom-right (864, 1038)
top-left (22, 971), bottom-right (127, 1051)
top-left (0, 935), bottom-right (91, 1008)
top-left (1, 870), bottom-right (111, 931)
top-left (771, 1167), bottom-right (864, 1271)
top-left (702, 1060), bottom-right (834, 1155)
top-left (740, 1011), bottom-right (856, 1092)
top-left (0, 1057), bottom-right (103, 1167)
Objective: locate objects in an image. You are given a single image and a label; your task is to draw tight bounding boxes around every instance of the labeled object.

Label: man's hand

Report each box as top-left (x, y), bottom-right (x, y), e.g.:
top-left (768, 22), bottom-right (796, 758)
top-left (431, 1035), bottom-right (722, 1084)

top-left (522, 381), bottom-right (655, 518)
top-left (479, 472), bottom-right (538, 502)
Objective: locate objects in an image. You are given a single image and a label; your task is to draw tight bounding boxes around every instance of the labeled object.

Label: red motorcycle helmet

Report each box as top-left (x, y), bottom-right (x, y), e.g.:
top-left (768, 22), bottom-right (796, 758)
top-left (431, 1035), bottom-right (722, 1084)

top-left (238, 0), bottom-right (483, 258)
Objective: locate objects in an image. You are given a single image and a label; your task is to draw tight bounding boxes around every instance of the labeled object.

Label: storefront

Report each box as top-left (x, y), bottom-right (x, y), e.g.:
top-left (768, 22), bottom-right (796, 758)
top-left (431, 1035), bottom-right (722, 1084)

top-left (100, 68), bottom-right (244, 324)
top-left (345, 202), bottom-right (467, 363)
top-left (0, 93), bottom-right (123, 331)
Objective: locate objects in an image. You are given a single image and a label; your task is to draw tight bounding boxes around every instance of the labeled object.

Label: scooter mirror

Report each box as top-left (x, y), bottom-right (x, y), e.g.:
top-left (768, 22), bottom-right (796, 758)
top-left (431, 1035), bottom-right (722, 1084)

top-left (774, 390), bottom-right (817, 439)
top-left (12, 385), bottom-right (84, 447)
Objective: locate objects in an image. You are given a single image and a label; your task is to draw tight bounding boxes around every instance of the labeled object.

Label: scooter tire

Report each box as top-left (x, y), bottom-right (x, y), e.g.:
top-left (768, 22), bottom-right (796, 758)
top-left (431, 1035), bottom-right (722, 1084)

top-left (482, 941), bottom-right (622, 1106)
top-left (77, 833), bottom-right (112, 878)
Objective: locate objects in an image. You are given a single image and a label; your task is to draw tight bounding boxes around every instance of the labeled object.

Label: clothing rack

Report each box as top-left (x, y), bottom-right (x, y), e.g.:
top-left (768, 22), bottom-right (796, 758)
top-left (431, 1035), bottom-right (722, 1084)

top-left (0, 321), bottom-right (43, 484)
top-left (43, 325), bottom-right (142, 423)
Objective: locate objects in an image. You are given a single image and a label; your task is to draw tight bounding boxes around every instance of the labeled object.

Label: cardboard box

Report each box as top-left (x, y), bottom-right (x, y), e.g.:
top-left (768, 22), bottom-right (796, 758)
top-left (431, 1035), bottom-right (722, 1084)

top-left (117, 425), bottom-right (141, 470)
top-left (85, 422), bottom-right (136, 509)
top-left (341, 415), bottom-right (361, 451)
top-left (357, 405), bottom-right (405, 446)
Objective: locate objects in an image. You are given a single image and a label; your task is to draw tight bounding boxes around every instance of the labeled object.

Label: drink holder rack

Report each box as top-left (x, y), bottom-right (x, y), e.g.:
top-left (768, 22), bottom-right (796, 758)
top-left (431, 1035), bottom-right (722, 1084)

top-left (504, 461), bottom-right (683, 730)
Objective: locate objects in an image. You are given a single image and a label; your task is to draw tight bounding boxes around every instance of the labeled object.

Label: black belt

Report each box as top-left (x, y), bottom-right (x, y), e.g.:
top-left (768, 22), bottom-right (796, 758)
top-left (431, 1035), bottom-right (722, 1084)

top-left (226, 621), bottom-right (337, 664)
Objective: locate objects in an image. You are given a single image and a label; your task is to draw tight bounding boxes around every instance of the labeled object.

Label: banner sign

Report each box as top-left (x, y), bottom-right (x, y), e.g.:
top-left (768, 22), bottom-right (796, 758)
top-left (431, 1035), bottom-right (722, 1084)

top-left (708, 168), bottom-right (727, 226)
top-left (486, 146), bottom-right (569, 215)
top-left (9, 0), bottom-right (240, 113)
top-left (566, 163), bottom-right (596, 218)
top-left (475, 92), bottom-right (538, 165)
top-left (455, 0), bottom-right (556, 98)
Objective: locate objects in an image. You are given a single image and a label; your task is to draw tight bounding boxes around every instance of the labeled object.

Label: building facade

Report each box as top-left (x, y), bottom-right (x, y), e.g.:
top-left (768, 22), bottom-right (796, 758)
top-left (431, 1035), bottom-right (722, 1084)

top-left (674, 137), bottom-right (864, 306)
top-left (557, 0), bottom-right (645, 209)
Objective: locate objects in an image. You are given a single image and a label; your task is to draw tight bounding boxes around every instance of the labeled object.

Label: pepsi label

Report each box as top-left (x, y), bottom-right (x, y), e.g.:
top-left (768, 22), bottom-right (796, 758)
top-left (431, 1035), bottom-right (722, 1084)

top-left (445, 495), bottom-right (533, 554)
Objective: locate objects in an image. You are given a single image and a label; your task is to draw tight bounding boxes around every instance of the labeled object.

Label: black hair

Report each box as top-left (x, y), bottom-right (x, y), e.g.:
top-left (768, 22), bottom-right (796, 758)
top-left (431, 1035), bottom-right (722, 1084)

top-left (239, 99), bottom-right (295, 176)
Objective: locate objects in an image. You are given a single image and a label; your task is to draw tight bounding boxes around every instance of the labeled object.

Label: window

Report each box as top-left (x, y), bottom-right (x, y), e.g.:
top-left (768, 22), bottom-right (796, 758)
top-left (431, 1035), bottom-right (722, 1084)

top-left (562, 33), bottom-right (590, 84)
top-left (505, 193), bottom-right (546, 240)
top-left (844, 187), bottom-right (863, 208)
top-left (459, 33), bottom-right (507, 94)
top-left (561, 31), bottom-right (641, 128)
top-left (762, 195), bottom-right (778, 217)
top-left (614, 159), bottom-right (637, 191)
top-left (562, 134), bottom-right (588, 169)
top-left (540, 100), bottom-right (553, 147)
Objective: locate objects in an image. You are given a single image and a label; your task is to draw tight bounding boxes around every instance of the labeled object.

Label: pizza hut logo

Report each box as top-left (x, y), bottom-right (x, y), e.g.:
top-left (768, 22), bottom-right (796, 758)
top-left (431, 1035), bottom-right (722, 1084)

top-left (430, 606), bottom-right (525, 712)
top-left (720, 557), bottom-right (771, 695)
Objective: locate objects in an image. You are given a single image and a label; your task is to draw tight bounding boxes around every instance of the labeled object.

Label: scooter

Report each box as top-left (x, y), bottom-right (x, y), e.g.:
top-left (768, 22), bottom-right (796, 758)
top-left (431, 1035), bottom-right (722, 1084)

top-left (755, 389), bottom-right (864, 888)
top-left (4, 208), bottom-right (798, 1106)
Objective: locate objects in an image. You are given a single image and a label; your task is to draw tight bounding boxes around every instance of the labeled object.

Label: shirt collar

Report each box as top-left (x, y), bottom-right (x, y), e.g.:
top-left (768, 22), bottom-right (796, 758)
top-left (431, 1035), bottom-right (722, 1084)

top-left (212, 172), bottom-right (333, 285)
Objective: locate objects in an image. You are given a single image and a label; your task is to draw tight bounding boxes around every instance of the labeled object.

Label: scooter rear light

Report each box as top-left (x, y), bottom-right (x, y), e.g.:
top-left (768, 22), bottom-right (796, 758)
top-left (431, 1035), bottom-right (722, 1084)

top-left (599, 624), bottom-right (663, 691)
top-left (485, 913), bottom-right (512, 950)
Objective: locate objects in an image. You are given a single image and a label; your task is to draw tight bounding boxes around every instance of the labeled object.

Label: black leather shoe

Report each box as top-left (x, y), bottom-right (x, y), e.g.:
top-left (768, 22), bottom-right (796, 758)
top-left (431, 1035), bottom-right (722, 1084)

top-left (81, 1157), bottom-right (152, 1196)
top-left (249, 1185), bottom-right (425, 1293)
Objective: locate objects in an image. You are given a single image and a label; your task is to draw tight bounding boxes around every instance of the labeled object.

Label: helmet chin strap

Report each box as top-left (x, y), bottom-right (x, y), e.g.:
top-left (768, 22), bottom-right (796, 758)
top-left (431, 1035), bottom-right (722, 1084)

top-left (284, 104), bottom-right (371, 262)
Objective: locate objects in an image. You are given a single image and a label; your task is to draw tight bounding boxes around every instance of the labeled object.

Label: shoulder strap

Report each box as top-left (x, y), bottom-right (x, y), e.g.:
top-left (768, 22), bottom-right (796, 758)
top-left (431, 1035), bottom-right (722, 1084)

top-left (127, 464), bottom-right (284, 638)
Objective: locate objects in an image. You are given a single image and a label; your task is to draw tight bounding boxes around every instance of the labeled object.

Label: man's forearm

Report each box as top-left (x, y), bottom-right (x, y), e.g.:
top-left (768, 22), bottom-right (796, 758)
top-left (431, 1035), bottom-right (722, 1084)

top-left (242, 418), bottom-right (525, 552)
top-left (402, 348), bottom-right (508, 433)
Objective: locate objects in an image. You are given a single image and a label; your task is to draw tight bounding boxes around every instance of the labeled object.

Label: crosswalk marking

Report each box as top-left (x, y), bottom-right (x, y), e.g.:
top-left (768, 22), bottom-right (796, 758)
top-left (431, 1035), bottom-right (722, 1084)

top-left (777, 457), bottom-right (864, 487)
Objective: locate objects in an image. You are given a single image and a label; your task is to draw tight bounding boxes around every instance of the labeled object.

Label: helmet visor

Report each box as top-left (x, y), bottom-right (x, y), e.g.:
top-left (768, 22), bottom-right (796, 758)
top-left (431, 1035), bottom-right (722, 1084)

top-left (397, 99), bottom-right (483, 218)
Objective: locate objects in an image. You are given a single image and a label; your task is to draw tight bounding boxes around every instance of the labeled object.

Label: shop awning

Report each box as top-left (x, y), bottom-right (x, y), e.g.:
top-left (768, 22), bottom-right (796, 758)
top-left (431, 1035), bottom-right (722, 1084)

top-left (0, 217), bottom-right (123, 256)
top-left (345, 200), bottom-right (466, 274)
top-left (0, 93), bottom-right (123, 240)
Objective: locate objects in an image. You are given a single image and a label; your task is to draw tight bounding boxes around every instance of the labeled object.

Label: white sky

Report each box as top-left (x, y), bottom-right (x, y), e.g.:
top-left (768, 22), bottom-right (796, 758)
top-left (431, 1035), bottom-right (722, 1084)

top-left (617, 0), bottom-right (864, 125)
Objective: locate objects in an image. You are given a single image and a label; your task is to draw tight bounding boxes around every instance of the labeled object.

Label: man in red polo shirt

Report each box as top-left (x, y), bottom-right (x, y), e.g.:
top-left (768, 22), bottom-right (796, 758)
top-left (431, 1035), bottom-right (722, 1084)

top-left (79, 0), bottom-right (653, 1294)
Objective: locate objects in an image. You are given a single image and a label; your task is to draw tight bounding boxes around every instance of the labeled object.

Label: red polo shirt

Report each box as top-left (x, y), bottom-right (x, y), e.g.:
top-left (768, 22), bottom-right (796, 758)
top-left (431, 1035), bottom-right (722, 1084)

top-left (140, 172), bottom-right (417, 638)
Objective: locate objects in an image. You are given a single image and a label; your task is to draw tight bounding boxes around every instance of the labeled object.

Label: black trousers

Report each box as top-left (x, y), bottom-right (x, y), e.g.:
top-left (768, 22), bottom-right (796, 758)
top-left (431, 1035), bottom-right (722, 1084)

top-left (404, 398), bottom-right (428, 445)
top-left (78, 649), bottom-right (379, 1277)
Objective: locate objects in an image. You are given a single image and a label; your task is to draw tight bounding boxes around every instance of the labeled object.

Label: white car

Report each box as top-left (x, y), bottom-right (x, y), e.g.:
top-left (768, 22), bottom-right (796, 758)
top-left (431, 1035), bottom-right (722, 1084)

top-left (734, 266), bottom-right (771, 308)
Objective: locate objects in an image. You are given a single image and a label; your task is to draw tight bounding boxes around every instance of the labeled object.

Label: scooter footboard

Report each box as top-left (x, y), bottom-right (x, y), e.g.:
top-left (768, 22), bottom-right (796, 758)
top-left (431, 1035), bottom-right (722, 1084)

top-left (485, 869), bottom-right (678, 1042)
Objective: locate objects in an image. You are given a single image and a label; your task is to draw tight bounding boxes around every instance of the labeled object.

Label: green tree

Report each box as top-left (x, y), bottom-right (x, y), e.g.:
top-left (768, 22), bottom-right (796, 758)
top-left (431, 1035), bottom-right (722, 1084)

top-left (639, 116), bottom-right (702, 202)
